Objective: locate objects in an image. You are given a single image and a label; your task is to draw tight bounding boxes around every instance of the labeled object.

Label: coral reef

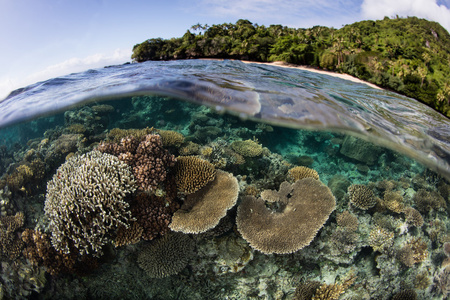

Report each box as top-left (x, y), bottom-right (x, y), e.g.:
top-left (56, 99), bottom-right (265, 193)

top-left (155, 129), bottom-right (185, 147)
top-left (128, 191), bottom-right (181, 241)
top-left (433, 265), bottom-right (450, 298)
top-left (402, 207), bottom-right (424, 227)
top-left (339, 135), bottom-right (383, 165)
top-left (0, 261), bottom-right (46, 299)
top-left (413, 188), bottom-right (447, 213)
top-left (368, 226), bottom-right (394, 254)
top-left (336, 210), bottom-right (359, 232)
top-left (348, 184), bottom-right (376, 210)
top-left (236, 178), bottom-right (335, 254)
top-left (137, 232), bottom-right (195, 278)
top-left (98, 133), bottom-right (176, 191)
top-left (173, 155), bottom-right (216, 194)
top-left (170, 170), bottom-right (239, 234)
top-left (397, 237), bottom-right (428, 267)
top-left (21, 229), bottom-right (77, 275)
top-left (230, 139), bottom-right (263, 157)
top-left (0, 212), bottom-right (25, 259)
top-left (44, 150), bottom-right (136, 256)
top-left (287, 166), bottom-right (320, 182)
top-left (391, 289), bottom-right (417, 300)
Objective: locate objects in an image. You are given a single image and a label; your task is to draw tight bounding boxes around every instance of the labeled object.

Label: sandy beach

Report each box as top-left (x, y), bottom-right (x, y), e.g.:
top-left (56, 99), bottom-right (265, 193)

top-left (199, 58), bottom-right (382, 90)
top-left (241, 60), bottom-right (383, 90)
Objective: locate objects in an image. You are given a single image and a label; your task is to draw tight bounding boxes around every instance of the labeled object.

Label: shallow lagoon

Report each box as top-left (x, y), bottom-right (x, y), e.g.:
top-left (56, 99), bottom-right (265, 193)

top-left (0, 60), bottom-right (449, 299)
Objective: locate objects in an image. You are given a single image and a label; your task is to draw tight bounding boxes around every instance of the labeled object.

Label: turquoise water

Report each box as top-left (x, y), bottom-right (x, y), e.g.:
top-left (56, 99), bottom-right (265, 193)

top-left (0, 60), bottom-right (449, 299)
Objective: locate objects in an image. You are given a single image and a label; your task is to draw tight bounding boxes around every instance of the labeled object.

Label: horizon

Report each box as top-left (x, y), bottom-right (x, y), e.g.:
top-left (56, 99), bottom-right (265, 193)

top-left (1, 0), bottom-right (450, 100)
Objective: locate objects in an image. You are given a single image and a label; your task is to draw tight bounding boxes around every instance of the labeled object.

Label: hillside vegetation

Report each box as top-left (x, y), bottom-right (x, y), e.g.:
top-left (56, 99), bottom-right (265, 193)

top-left (132, 17), bottom-right (450, 117)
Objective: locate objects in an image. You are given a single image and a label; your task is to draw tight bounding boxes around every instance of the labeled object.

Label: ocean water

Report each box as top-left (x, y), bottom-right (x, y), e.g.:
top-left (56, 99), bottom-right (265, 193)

top-left (0, 59), bottom-right (448, 299)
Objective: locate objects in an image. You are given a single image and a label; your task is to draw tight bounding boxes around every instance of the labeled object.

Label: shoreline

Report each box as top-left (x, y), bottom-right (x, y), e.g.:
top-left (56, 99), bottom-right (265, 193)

top-left (199, 58), bottom-right (382, 90)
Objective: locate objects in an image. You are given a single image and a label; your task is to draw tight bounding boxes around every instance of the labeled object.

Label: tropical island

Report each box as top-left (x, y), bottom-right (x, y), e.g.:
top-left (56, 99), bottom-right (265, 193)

top-left (131, 17), bottom-right (450, 118)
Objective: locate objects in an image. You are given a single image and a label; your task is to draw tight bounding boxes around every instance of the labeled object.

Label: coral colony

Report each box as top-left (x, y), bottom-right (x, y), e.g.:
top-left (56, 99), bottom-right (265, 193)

top-left (0, 97), bottom-right (448, 299)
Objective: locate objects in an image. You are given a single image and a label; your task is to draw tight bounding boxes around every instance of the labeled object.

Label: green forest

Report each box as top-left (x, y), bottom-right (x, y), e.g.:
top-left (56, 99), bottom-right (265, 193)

top-left (132, 17), bottom-right (450, 117)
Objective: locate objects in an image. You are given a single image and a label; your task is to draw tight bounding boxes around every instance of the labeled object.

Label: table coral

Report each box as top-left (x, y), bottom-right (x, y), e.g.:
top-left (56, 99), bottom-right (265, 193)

top-left (236, 178), bottom-right (335, 254)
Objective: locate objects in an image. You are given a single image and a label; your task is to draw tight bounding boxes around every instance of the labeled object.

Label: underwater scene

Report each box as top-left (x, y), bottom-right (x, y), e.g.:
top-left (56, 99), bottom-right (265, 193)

top-left (0, 60), bottom-right (449, 299)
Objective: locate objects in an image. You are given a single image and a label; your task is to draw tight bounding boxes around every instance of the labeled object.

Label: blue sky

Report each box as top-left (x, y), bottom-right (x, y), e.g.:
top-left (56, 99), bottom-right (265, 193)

top-left (1, 0), bottom-right (449, 99)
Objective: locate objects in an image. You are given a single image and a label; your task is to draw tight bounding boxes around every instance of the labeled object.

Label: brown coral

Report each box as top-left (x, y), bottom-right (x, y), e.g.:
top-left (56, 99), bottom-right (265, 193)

top-left (130, 191), bottom-right (181, 241)
top-left (0, 212), bottom-right (25, 259)
top-left (170, 170), bottom-right (239, 234)
top-left (398, 237), bottom-right (428, 267)
top-left (230, 139), bottom-right (263, 157)
top-left (368, 226), bottom-right (394, 253)
top-left (336, 210), bottom-right (359, 232)
top-left (236, 178), bottom-right (336, 254)
top-left (115, 222), bottom-right (144, 247)
top-left (173, 156), bottom-right (216, 194)
top-left (391, 289), bottom-right (417, 300)
top-left (137, 232), bottom-right (195, 278)
top-left (348, 184), bottom-right (376, 210)
top-left (155, 129), bottom-right (185, 147)
top-left (287, 166), bottom-right (320, 182)
top-left (402, 207), bottom-right (424, 227)
top-left (294, 281), bottom-right (321, 300)
top-left (383, 190), bottom-right (405, 213)
top-left (22, 229), bottom-right (78, 275)
top-left (413, 189), bottom-right (447, 213)
top-left (98, 134), bottom-right (176, 191)
top-left (312, 272), bottom-right (356, 300)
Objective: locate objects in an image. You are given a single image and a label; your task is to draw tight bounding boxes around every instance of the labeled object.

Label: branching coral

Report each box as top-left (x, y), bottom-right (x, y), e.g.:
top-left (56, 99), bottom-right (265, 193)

top-left (413, 189), bottom-right (447, 213)
top-left (44, 150), bottom-right (136, 256)
top-left (368, 226), bottom-right (394, 254)
top-left (236, 178), bottom-right (335, 254)
top-left (402, 207), bottom-right (424, 227)
top-left (433, 265), bottom-right (450, 298)
top-left (391, 289), bottom-right (417, 300)
top-left (287, 166), bottom-right (320, 182)
top-left (382, 190), bottom-right (405, 213)
top-left (230, 139), bottom-right (263, 157)
top-left (348, 184), bottom-right (376, 210)
top-left (398, 237), bottom-right (428, 267)
top-left (336, 210), bottom-right (359, 232)
top-left (137, 232), bottom-right (195, 278)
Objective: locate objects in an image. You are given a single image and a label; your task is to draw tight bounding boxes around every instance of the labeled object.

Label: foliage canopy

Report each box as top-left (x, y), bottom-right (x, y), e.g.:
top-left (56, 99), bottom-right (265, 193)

top-left (132, 17), bottom-right (450, 117)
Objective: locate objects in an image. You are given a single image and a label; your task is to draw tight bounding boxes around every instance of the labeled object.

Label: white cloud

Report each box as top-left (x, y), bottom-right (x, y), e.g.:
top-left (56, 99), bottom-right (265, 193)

top-left (194, 0), bottom-right (360, 28)
top-left (0, 48), bottom-right (131, 100)
top-left (361, 0), bottom-right (450, 32)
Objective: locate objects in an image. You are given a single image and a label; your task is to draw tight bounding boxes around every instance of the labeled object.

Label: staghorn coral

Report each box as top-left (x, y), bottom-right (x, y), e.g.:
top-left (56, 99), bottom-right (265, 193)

top-left (413, 189), bottom-right (447, 213)
top-left (170, 170), bottom-right (238, 234)
top-left (348, 184), bottom-right (376, 210)
top-left (0, 212), bottom-right (25, 259)
top-left (287, 166), bottom-right (320, 182)
top-left (98, 134), bottom-right (176, 191)
top-left (368, 226), bottom-right (394, 254)
top-left (44, 150), bottom-right (136, 256)
top-left (137, 232), bottom-right (195, 278)
top-left (336, 210), bottom-right (359, 232)
top-left (230, 139), bottom-right (263, 157)
top-left (391, 289), bottom-right (417, 300)
top-left (22, 229), bottom-right (77, 275)
top-left (402, 207), bottom-right (424, 227)
top-left (236, 178), bottom-right (335, 254)
top-left (173, 156), bottom-right (216, 194)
